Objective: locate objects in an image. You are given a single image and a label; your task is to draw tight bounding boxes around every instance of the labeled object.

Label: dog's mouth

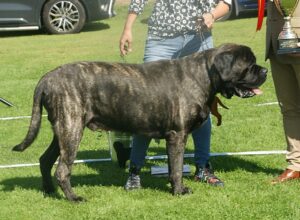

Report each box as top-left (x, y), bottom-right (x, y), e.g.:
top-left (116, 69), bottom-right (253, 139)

top-left (221, 83), bottom-right (265, 99)
top-left (234, 87), bottom-right (263, 98)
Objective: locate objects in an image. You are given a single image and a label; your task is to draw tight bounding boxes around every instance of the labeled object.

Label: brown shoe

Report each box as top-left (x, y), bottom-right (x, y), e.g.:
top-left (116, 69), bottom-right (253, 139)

top-left (271, 169), bottom-right (300, 184)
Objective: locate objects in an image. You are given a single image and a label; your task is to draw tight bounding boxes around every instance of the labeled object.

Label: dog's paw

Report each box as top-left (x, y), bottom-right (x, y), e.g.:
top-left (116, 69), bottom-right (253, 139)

top-left (43, 191), bottom-right (62, 200)
top-left (71, 196), bottom-right (87, 203)
top-left (42, 184), bottom-right (56, 195)
top-left (172, 186), bottom-right (193, 196)
top-left (182, 186), bottom-right (193, 195)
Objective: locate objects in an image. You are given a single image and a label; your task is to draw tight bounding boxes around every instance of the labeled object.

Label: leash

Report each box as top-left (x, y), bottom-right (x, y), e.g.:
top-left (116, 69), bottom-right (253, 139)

top-left (0, 97), bottom-right (14, 107)
top-left (195, 9), bottom-right (228, 126)
top-left (196, 15), bottom-right (211, 51)
top-left (120, 54), bottom-right (127, 64)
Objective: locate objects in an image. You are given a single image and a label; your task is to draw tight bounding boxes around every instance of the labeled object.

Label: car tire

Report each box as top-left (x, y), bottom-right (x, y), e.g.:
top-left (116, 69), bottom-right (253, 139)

top-left (42, 0), bottom-right (86, 34)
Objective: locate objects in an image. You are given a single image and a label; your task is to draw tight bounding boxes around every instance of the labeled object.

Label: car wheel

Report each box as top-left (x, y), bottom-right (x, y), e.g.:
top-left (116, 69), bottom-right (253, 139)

top-left (42, 0), bottom-right (86, 34)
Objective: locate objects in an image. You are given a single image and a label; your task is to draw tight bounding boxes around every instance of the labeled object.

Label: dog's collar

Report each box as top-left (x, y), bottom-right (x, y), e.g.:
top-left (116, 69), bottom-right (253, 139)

top-left (205, 56), bottom-right (223, 96)
top-left (205, 56), bottom-right (222, 107)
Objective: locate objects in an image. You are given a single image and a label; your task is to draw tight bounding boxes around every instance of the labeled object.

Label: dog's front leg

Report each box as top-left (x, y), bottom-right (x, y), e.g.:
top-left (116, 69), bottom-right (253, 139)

top-left (166, 130), bottom-right (191, 195)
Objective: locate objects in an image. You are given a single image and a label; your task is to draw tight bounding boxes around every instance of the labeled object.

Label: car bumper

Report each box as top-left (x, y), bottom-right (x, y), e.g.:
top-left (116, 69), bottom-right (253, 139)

top-left (237, 0), bottom-right (265, 12)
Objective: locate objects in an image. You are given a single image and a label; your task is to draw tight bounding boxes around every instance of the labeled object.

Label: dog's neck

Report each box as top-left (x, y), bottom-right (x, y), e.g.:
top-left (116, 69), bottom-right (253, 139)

top-left (204, 53), bottom-right (224, 107)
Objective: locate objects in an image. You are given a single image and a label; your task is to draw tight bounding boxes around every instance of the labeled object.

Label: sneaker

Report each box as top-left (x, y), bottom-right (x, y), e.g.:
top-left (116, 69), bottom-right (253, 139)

top-left (194, 164), bottom-right (224, 187)
top-left (124, 173), bottom-right (141, 190)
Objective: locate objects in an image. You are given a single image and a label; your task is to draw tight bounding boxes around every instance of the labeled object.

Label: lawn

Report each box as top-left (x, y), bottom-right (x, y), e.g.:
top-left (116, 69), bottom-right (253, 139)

top-left (0, 2), bottom-right (299, 220)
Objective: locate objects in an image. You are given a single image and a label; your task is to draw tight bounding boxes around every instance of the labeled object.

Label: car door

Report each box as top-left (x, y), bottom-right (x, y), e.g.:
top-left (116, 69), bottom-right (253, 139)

top-left (0, 0), bottom-right (41, 27)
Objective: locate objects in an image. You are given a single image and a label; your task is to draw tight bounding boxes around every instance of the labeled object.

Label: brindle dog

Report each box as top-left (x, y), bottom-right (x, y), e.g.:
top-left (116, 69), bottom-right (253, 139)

top-left (12, 43), bottom-right (267, 201)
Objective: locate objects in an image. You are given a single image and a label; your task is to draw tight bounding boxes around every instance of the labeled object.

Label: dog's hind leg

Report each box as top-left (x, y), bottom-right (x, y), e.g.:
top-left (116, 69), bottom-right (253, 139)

top-left (166, 130), bottom-right (191, 195)
top-left (54, 120), bottom-right (84, 202)
top-left (39, 136), bottom-right (60, 194)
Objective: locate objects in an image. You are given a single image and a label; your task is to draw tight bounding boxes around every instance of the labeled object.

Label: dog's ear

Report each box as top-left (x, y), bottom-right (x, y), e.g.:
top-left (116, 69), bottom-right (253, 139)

top-left (212, 51), bottom-right (234, 81)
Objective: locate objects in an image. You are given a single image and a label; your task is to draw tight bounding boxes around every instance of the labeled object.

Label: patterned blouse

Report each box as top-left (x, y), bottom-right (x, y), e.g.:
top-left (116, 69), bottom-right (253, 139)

top-left (129, 0), bottom-right (232, 37)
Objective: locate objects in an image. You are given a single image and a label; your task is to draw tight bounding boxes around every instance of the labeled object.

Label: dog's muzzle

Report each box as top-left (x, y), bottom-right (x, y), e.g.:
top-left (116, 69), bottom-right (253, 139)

top-left (234, 67), bottom-right (268, 98)
top-left (221, 66), bottom-right (268, 99)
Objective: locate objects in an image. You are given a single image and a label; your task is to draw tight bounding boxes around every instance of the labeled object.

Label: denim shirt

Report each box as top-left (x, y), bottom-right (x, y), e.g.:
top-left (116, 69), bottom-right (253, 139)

top-left (129, 0), bottom-right (231, 37)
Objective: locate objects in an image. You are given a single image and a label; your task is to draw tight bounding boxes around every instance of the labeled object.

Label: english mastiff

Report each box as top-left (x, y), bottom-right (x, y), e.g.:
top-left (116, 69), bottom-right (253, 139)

top-left (13, 43), bottom-right (267, 201)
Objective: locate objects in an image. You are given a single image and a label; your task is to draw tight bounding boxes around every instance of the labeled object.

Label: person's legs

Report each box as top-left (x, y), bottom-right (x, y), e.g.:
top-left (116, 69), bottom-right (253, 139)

top-left (271, 58), bottom-right (300, 169)
top-left (192, 119), bottom-right (211, 167)
top-left (285, 64), bottom-right (300, 171)
top-left (270, 56), bottom-right (300, 183)
top-left (126, 32), bottom-right (223, 189)
top-left (128, 134), bottom-right (152, 170)
top-left (146, 32), bottom-right (214, 168)
top-left (180, 33), bottom-right (213, 168)
top-left (125, 35), bottom-right (186, 190)
top-left (179, 32), bottom-right (224, 186)
top-left (124, 134), bottom-right (152, 190)
top-left (192, 117), bottom-right (224, 186)
top-left (180, 32), bottom-right (213, 169)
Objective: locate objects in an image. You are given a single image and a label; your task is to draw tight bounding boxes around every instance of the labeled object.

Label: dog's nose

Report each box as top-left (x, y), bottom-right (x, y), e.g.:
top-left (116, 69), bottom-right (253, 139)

top-left (260, 68), bottom-right (268, 83)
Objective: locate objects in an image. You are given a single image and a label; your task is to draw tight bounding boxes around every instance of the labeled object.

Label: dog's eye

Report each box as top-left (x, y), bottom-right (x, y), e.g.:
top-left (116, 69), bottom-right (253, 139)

top-left (242, 64), bottom-right (256, 76)
top-left (240, 66), bottom-right (250, 78)
top-left (238, 65), bottom-right (254, 84)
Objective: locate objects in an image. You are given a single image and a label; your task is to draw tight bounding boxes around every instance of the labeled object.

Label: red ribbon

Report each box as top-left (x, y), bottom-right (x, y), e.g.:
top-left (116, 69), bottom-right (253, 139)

top-left (256, 0), bottom-right (265, 31)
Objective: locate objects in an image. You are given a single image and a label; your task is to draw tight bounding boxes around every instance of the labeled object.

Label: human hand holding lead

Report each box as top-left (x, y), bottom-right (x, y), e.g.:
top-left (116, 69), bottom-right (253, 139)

top-left (119, 30), bottom-right (133, 56)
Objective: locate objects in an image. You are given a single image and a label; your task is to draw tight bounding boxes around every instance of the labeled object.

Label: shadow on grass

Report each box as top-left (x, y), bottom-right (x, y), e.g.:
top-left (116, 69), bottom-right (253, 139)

top-left (0, 161), bottom-right (127, 198)
top-left (0, 149), bottom-right (282, 199)
top-left (0, 29), bottom-right (45, 38)
top-left (210, 156), bottom-right (281, 175)
top-left (81, 22), bottom-right (110, 32)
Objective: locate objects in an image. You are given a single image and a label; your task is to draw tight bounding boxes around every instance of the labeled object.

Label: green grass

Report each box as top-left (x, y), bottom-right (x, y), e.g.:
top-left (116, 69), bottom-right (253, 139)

top-left (0, 3), bottom-right (298, 220)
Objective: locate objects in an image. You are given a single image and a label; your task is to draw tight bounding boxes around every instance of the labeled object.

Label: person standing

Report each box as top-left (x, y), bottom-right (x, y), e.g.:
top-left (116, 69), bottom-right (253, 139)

top-left (119, 0), bottom-right (231, 190)
top-left (265, 0), bottom-right (300, 184)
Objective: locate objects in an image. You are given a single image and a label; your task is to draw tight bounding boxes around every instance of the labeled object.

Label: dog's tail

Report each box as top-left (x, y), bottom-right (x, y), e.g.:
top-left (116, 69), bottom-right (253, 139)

top-left (12, 85), bottom-right (44, 152)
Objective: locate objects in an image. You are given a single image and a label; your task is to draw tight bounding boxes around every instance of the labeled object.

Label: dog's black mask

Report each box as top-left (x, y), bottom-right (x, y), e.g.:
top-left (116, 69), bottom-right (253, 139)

top-left (212, 44), bottom-right (267, 99)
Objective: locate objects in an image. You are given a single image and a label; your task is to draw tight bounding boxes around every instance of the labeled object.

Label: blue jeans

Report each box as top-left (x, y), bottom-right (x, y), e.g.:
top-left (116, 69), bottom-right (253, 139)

top-left (130, 32), bottom-right (213, 169)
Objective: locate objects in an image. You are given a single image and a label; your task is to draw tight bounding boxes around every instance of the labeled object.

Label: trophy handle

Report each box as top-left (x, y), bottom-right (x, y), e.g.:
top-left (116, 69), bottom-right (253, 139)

top-left (274, 0), bottom-right (284, 16)
top-left (274, 0), bottom-right (300, 17)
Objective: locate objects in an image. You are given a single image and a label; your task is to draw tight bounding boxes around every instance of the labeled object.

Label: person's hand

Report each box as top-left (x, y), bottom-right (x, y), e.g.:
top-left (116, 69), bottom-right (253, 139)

top-left (119, 29), bottom-right (133, 56)
top-left (202, 12), bottom-right (215, 29)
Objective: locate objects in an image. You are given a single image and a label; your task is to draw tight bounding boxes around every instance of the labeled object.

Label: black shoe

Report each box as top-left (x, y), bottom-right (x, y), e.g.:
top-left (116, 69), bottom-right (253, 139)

top-left (194, 163), bottom-right (224, 187)
top-left (124, 167), bottom-right (142, 190)
top-left (124, 173), bottom-right (141, 190)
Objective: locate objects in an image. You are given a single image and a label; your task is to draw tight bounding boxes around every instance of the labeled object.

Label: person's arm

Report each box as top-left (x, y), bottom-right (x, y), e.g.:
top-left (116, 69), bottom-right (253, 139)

top-left (202, 0), bottom-right (231, 29)
top-left (119, 0), bottom-right (147, 56)
top-left (120, 12), bottom-right (138, 56)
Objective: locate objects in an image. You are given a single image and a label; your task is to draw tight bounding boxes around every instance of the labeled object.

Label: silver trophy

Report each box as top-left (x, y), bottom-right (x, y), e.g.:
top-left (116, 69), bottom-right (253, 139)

top-left (274, 0), bottom-right (299, 52)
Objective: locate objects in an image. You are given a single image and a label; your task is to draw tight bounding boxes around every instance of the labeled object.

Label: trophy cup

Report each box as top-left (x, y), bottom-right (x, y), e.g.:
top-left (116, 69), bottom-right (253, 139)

top-left (274, 0), bottom-right (300, 54)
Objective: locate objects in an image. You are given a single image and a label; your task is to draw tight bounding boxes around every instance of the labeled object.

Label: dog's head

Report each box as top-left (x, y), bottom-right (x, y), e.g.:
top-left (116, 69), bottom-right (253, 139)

top-left (211, 44), bottom-right (267, 99)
